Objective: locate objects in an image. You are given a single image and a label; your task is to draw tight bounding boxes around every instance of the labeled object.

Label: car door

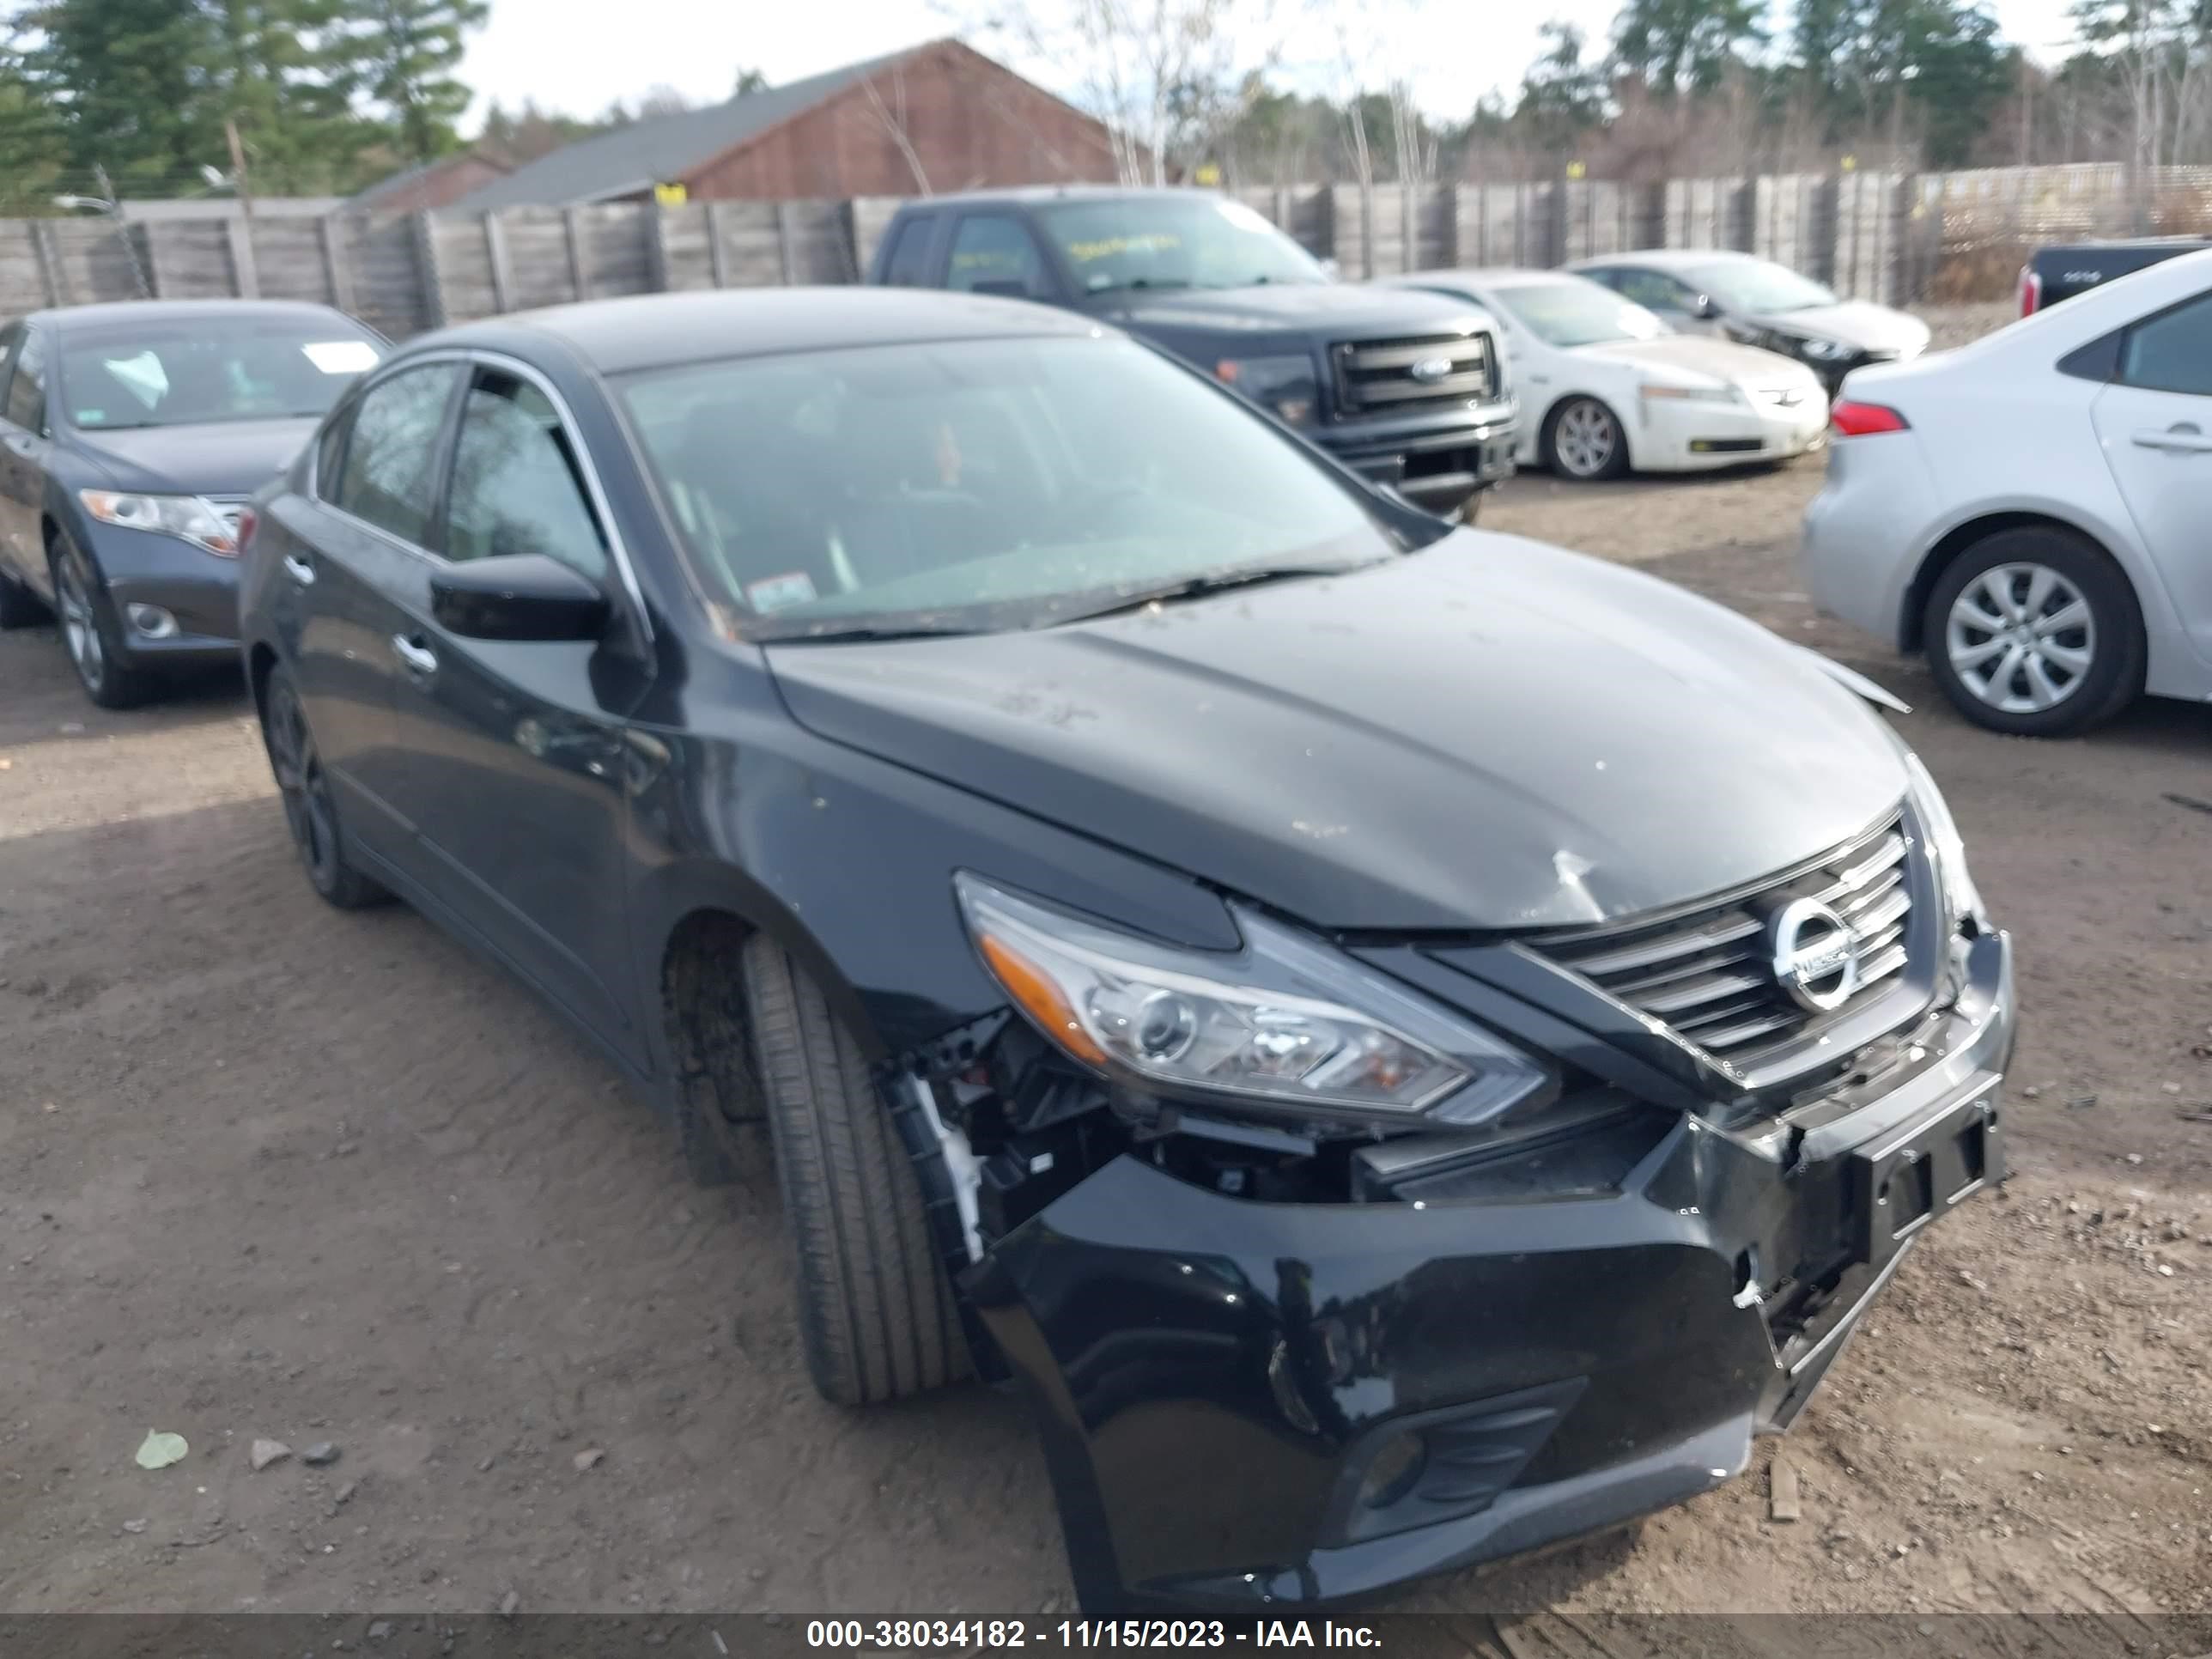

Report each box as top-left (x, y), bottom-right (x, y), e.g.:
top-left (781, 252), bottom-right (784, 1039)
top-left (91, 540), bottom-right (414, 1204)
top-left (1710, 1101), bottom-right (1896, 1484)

top-left (285, 356), bottom-right (470, 867)
top-left (0, 323), bottom-right (54, 598)
top-left (2090, 286), bottom-right (2212, 668)
top-left (374, 356), bottom-right (653, 1063)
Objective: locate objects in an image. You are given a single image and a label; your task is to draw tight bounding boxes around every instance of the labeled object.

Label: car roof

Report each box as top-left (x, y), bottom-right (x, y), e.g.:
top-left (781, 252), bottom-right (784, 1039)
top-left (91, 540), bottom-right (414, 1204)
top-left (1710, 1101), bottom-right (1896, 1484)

top-left (1395, 267), bottom-right (1600, 289)
top-left (1575, 249), bottom-right (1755, 270)
top-left (29, 299), bottom-right (363, 335)
top-left (420, 286), bottom-right (1105, 375)
top-left (890, 185), bottom-right (1215, 212)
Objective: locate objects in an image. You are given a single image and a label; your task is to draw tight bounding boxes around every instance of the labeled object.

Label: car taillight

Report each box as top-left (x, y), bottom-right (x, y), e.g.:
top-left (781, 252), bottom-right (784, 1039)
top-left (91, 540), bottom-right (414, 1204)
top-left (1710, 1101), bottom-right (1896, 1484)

top-left (1830, 399), bottom-right (1910, 437)
top-left (2019, 265), bottom-right (2041, 317)
top-left (235, 507), bottom-right (258, 552)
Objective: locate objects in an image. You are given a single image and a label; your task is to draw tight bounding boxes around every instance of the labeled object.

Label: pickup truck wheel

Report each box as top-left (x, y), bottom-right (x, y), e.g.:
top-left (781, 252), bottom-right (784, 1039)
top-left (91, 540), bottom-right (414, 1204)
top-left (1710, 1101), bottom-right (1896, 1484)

top-left (1923, 528), bottom-right (2144, 737)
top-left (742, 933), bottom-right (968, 1406)
top-left (1543, 396), bottom-right (1630, 481)
top-left (1456, 493), bottom-right (1482, 526)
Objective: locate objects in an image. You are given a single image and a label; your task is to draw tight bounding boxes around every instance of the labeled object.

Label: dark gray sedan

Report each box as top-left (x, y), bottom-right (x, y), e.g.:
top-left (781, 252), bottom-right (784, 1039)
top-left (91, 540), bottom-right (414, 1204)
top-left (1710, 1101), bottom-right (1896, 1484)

top-left (0, 300), bottom-right (386, 707)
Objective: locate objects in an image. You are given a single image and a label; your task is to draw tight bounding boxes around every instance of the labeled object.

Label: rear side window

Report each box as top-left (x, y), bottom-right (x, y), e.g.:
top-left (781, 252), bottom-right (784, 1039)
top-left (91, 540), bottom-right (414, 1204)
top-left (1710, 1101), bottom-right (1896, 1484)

top-left (443, 369), bottom-right (607, 580)
top-left (331, 362), bottom-right (463, 545)
top-left (2118, 290), bottom-right (2212, 396)
top-left (946, 216), bottom-right (1049, 301)
top-left (4, 329), bottom-right (46, 433)
top-left (879, 216), bottom-right (936, 286)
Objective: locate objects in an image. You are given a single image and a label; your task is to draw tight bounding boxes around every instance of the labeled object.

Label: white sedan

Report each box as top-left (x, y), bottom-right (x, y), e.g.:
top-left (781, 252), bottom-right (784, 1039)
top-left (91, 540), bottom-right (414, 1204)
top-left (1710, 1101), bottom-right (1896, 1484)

top-left (1802, 246), bottom-right (2212, 736)
top-left (1378, 269), bottom-right (1828, 480)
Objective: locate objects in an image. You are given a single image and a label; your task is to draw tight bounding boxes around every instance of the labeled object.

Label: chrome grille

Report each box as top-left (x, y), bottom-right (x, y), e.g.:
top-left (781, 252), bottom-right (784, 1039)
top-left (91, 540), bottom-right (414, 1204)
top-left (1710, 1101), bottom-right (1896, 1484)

top-left (1535, 816), bottom-right (1917, 1066)
top-left (1330, 333), bottom-right (1494, 420)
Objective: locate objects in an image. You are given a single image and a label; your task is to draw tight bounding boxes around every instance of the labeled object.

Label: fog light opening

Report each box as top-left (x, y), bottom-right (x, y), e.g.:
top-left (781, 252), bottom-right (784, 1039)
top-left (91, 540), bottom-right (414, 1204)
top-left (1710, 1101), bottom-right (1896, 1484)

top-left (125, 604), bottom-right (179, 640)
top-left (1356, 1432), bottom-right (1427, 1511)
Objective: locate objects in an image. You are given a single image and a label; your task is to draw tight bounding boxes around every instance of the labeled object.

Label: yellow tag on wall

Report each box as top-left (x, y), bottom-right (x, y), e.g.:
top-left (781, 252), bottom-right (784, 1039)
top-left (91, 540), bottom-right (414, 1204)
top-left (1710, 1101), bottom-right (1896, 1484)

top-left (654, 181), bottom-right (689, 206)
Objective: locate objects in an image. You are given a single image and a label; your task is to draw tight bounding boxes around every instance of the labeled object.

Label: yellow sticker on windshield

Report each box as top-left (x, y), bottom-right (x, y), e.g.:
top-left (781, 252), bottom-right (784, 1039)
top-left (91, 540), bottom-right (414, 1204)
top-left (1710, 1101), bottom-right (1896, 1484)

top-left (1066, 233), bottom-right (1182, 263)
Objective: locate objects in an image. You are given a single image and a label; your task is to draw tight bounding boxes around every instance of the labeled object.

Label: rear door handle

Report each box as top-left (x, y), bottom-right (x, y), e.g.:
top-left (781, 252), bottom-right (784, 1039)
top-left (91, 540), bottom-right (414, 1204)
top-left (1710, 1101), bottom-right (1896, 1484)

top-left (2130, 424), bottom-right (2212, 453)
top-left (391, 635), bottom-right (437, 678)
top-left (282, 554), bottom-right (316, 586)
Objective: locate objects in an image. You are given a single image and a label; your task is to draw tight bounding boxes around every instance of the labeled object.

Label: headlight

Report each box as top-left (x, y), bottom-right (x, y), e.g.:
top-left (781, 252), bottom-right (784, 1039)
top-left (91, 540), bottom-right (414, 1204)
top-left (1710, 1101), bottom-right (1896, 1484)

top-left (1638, 381), bottom-right (1741, 405)
top-left (1896, 741), bottom-right (1983, 926)
top-left (954, 873), bottom-right (1550, 1127)
top-left (79, 490), bottom-right (239, 557)
top-left (1214, 354), bottom-right (1320, 428)
top-left (1793, 337), bottom-right (1854, 362)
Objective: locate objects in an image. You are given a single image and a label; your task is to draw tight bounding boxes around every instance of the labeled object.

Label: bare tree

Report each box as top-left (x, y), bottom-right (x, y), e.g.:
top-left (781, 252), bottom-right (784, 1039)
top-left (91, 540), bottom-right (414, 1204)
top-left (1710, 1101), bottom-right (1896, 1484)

top-left (855, 66), bottom-right (933, 193)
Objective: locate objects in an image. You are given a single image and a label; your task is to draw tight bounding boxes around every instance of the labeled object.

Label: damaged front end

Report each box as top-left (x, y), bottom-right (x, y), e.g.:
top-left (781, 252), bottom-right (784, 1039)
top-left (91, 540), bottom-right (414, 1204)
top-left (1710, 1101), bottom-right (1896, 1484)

top-left (881, 796), bottom-right (2014, 1614)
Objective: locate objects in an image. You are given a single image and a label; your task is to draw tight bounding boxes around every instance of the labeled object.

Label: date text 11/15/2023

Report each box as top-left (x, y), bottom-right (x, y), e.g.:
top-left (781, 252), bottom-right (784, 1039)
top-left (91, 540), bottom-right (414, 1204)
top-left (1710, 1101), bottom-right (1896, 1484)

top-left (805, 1620), bottom-right (1386, 1649)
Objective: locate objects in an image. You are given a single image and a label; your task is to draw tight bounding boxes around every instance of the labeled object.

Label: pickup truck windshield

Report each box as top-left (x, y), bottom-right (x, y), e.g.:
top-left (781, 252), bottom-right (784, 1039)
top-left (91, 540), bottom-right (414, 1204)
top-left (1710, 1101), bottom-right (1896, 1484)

top-left (1037, 198), bottom-right (1327, 295)
top-left (1495, 281), bottom-right (1668, 347)
top-left (621, 334), bottom-right (1417, 641)
top-left (1692, 260), bottom-right (1837, 315)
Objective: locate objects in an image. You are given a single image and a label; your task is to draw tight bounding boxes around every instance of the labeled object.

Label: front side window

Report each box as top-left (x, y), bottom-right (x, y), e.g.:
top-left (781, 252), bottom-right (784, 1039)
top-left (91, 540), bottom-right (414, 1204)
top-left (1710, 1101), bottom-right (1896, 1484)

top-left (1690, 260), bottom-right (1837, 314)
top-left (1609, 268), bottom-right (1698, 314)
top-left (55, 316), bottom-right (385, 431)
top-left (620, 334), bottom-right (1431, 641)
top-left (5, 329), bottom-right (47, 433)
top-left (444, 370), bottom-right (608, 579)
top-left (2118, 290), bottom-right (2212, 397)
top-left (946, 216), bottom-right (1049, 300)
top-left (332, 362), bottom-right (464, 546)
top-left (1493, 280), bottom-right (1669, 347)
top-left (1037, 196), bottom-right (1323, 296)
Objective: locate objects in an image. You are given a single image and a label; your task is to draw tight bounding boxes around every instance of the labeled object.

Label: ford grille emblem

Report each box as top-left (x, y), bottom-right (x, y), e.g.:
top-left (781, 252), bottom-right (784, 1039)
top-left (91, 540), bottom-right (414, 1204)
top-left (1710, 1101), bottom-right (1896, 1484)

top-left (1767, 896), bottom-right (1861, 1012)
top-left (1408, 355), bottom-right (1455, 383)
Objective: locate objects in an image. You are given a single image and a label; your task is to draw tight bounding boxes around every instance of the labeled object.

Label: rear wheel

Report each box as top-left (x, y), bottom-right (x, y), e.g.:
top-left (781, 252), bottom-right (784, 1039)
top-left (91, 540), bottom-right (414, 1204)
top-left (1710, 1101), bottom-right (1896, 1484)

top-left (742, 933), bottom-right (968, 1406)
top-left (52, 535), bottom-right (156, 709)
top-left (258, 665), bottom-right (386, 908)
top-left (1923, 528), bottom-right (2143, 737)
top-left (1543, 396), bottom-right (1630, 481)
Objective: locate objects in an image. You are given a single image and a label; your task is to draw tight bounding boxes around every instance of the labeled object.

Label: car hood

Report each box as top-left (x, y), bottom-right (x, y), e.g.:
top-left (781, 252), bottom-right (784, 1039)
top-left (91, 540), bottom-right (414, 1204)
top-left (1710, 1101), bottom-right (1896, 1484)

top-left (764, 535), bottom-right (1908, 932)
top-left (1578, 335), bottom-right (1820, 390)
top-left (1748, 301), bottom-right (1931, 356)
top-left (72, 416), bottom-right (320, 496)
top-left (1094, 282), bottom-right (1486, 341)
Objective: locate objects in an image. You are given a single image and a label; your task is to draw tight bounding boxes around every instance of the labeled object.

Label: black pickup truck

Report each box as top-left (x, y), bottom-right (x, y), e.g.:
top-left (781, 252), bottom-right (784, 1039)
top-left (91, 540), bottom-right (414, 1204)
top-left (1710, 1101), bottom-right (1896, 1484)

top-left (2019, 235), bottom-right (2211, 315)
top-left (866, 186), bottom-right (1518, 519)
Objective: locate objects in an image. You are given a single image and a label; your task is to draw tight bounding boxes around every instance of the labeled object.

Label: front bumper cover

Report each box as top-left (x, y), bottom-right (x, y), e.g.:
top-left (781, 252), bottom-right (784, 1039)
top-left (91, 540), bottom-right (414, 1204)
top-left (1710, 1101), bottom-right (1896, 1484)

top-left (965, 930), bottom-right (2014, 1613)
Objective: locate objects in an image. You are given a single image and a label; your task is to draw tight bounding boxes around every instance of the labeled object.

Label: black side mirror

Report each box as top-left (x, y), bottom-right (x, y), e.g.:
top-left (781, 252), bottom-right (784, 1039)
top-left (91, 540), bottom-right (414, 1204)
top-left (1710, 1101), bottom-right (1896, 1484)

top-left (1694, 293), bottom-right (1721, 319)
top-left (431, 553), bottom-right (610, 642)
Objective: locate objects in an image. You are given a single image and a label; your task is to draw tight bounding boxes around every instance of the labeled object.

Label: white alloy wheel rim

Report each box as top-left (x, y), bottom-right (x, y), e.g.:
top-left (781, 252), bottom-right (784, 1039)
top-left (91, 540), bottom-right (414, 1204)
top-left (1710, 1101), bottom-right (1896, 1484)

top-left (1944, 562), bottom-right (2096, 714)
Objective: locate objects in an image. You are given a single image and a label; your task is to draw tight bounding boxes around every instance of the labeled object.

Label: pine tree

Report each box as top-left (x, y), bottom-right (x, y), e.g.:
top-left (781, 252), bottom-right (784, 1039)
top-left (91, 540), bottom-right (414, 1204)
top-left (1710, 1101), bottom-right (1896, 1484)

top-left (18, 0), bottom-right (227, 196)
top-left (317, 0), bottom-right (488, 165)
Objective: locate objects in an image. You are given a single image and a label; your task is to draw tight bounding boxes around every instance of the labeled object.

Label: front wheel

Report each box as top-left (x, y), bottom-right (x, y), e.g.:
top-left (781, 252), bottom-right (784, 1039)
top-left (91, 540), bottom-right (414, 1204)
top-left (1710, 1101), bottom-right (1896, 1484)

top-left (1923, 529), bottom-right (2144, 737)
top-left (743, 933), bottom-right (968, 1406)
top-left (258, 665), bottom-right (387, 908)
top-left (52, 537), bottom-right (156, 708)
top-left (1543, 396), bottom-right (1630, 482)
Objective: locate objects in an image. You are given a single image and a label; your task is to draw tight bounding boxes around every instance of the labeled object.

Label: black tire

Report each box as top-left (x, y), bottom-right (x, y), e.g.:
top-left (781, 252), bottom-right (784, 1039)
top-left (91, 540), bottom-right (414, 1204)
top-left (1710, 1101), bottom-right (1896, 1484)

top-left (663, 922), bottom-right (772, 1190)
top-left (1456, 491), bottom-right (1483, 526)
top-left (1541, 395), bottom-right (1631, 482)
top-left (0, 569), bottom-right (47, 629)
top-left (51, 535), bottom-right (158, 709)
top-left (258, 665), bottom-right (387, 908)
top-left (1923, 527), bottom-right (2144, 738)
top-left (742, 933), bottom-right (968, 1406)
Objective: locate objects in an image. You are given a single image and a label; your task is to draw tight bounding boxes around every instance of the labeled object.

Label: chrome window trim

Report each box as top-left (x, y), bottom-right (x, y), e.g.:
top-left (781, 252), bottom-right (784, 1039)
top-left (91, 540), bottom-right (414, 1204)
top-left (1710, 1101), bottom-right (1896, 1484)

top-left (308, 346), bottom-right (654, 646)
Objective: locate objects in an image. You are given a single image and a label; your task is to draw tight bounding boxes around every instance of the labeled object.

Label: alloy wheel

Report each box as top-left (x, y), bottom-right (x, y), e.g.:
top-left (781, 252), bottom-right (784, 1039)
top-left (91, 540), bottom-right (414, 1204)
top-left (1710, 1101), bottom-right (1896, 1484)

top-left (266, 685), bottom-right (339, 888)
top-left (55, 558), bottom-right (104, 694)
top-left (1554, 400), bottom-right (1619, 479)
top-left (1943, 562), bottom-right (2096, 715)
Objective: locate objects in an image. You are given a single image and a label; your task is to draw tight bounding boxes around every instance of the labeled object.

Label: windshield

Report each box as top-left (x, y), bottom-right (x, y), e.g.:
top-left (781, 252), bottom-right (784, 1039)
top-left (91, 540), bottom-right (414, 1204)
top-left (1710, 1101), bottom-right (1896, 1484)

top-left (1691, 260), bottom-right (1837, 315)
top-left (1036, 196), bottom-right (1326, 295)
top-left (621, 335), bottom-right (1419, 641)
top-left (57, 317), bottom-right (385, 430)
top-left (1493, 280), bottom-right (1669, 347)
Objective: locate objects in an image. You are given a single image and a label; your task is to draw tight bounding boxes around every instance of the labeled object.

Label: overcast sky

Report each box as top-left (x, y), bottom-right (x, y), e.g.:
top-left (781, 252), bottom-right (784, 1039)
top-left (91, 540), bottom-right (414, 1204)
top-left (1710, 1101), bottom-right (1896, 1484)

top-left (461, 0), bottom-right (2087, 130)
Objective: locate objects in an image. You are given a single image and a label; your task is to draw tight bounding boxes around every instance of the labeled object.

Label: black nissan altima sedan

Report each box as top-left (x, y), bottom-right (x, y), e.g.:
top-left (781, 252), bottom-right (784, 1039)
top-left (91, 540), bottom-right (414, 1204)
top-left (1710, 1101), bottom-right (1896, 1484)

top-left (0, 300), bottom-right (386, 706)
top-left (237, 287), bottom-right (2014, 1613)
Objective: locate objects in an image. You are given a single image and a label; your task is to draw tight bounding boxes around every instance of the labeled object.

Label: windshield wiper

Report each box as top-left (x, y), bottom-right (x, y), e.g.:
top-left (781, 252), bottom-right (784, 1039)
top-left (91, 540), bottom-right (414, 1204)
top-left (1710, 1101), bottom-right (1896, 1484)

top-left (1054, 562), bottom-right (1360, 624)
top-left (1085, 277), bottom-right (1192, 298)
top-left (760, 623), bottom-right (975, 645)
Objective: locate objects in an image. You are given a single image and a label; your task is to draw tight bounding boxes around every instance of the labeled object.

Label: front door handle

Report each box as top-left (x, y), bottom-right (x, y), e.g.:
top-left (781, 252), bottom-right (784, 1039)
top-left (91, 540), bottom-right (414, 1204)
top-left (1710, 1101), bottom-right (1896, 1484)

top-left (391, 635), bottom-right (438, 678)
top-left (282, 553), bottom-right (316, 586)
top-left (2131, 423), bottom-right (2212, 453)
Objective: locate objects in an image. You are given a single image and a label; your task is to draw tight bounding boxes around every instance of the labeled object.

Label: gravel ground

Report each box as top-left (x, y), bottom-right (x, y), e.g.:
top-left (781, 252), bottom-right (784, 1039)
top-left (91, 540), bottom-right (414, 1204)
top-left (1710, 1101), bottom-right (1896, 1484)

top-left (1, 303), bottom-right (2207, 1634)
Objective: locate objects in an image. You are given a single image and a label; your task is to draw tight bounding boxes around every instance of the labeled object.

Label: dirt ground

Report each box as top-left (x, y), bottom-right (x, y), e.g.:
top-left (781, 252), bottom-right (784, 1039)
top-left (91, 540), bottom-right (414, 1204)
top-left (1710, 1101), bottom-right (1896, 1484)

top-left (2, 302), bottom-right (2208, 1632)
